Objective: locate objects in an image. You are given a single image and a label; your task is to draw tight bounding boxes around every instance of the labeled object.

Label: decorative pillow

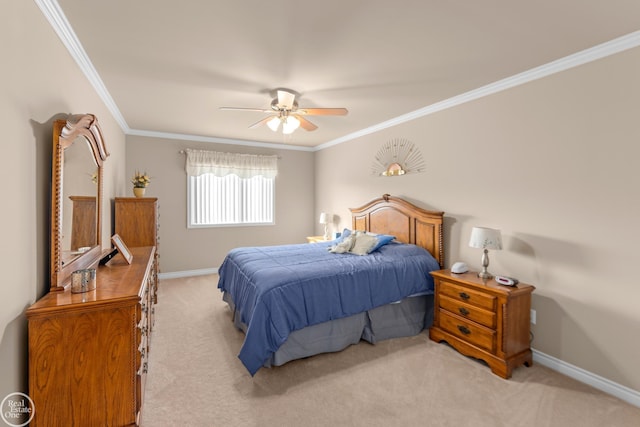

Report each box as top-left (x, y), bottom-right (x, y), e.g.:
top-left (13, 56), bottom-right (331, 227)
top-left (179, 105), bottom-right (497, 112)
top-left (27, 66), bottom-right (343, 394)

top-left (333, 228), bottom-right (352, 243)
top-left (369, 234), bottom-right (396, 252)
top-left (349, 232), bottom-right (379, 255)
top-left (328, 233), bottom-right (356, 253)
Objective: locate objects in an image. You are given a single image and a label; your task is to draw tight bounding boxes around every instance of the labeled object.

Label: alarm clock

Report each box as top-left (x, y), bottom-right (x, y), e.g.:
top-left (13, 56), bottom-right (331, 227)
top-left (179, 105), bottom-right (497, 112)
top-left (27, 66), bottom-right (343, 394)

top-left (495, 275), bottom-right (519, 286)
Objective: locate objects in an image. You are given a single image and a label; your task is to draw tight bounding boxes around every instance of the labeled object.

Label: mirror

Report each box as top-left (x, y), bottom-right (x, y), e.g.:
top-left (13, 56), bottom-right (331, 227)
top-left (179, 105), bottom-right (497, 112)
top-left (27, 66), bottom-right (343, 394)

top-left (50, 114), bottom-right (109, 292)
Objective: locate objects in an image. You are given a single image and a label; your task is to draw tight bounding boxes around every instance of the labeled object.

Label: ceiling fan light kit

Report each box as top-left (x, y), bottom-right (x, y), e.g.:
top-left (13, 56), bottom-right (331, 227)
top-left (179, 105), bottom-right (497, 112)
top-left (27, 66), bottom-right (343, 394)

top-left (267, 115), bottom-right (300, 134)
top-left (266, 117), bottom-right (280, 132)
top-left (221, 89), bottom-right (348, 135)
top-left (282, 116), bottom-right (300, 134)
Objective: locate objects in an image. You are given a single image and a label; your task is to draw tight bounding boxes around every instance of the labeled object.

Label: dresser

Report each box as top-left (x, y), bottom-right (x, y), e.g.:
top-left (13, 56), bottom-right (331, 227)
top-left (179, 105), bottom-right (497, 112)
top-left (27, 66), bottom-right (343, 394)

top-left (115, 197), bottom-right (159, 303)
top-left (429, 269), bottom-right (535, 379)
top-left (27, 246), bottom-right (156, 426)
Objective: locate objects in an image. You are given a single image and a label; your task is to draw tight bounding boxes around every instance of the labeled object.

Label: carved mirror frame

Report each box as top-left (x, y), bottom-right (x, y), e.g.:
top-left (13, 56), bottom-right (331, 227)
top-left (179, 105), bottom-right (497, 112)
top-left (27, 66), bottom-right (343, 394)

top-left (50, 114), bottom-right (109, 292)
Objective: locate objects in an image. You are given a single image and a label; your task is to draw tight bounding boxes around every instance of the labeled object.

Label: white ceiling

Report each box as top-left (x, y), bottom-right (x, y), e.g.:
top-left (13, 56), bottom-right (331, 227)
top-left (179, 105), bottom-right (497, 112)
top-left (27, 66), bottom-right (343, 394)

top-left (51, 0), bottom-right (640, 149)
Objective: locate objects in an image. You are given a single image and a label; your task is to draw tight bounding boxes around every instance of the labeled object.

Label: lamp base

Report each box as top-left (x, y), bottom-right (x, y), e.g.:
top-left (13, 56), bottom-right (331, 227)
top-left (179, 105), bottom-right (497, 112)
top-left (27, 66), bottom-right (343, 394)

top-left (478, 249), bottom-right (493, 280)
top-left (477, 270), bottom-right (493, 280)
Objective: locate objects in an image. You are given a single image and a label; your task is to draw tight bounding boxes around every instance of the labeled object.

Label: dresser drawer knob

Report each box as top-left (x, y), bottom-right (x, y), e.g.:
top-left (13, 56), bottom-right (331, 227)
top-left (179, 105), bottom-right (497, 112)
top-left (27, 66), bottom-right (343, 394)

top-left (458, 307), bottom-right (470, 316)
top-left (457, 325), bottom-right (471, 335)
top-left (459, 292), bottom-right (470, 300)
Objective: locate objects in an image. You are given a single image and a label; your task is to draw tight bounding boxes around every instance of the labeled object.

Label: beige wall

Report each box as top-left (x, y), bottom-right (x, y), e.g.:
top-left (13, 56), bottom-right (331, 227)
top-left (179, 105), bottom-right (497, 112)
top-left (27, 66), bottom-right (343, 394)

top-left (315, 47), bottom-right (640, 390)
top-left (3, 0), bottom-right (638, 405)
top-left (0, 2), bottom-right (127, 397)
top-left (125, 135), bottom-right (315, 272)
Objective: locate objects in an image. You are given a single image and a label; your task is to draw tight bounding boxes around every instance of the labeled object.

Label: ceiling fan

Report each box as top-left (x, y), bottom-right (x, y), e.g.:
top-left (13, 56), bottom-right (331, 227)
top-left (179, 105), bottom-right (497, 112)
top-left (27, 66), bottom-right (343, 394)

top-left (220, 89), bottom-right (348, 134)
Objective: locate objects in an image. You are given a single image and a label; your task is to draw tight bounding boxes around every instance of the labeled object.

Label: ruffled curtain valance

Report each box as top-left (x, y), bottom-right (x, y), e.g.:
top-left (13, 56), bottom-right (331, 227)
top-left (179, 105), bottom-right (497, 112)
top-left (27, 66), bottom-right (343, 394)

top-left (185, 149), bottom-right (278, 178)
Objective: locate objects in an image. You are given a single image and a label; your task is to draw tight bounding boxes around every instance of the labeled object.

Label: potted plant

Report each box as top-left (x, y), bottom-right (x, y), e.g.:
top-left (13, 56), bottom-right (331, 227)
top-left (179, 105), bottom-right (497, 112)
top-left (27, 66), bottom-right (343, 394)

top-left (131, 171), bottom-right (151, 197)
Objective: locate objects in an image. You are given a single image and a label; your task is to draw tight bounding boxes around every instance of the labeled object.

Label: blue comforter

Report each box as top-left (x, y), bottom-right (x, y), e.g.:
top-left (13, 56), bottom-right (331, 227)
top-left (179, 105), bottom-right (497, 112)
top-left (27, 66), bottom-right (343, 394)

top-left (217, 241), bottom-right (440, 375)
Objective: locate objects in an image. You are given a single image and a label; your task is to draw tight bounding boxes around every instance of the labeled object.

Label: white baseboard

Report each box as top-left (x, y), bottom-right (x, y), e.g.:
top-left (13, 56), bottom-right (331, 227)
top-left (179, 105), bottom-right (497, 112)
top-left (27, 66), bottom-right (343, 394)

top-left (533, 349), bottom-right (640, 408)
top-left (158, 268), bottom-right (218, 280)
top-left (153, 269), bottom-right (640, 409)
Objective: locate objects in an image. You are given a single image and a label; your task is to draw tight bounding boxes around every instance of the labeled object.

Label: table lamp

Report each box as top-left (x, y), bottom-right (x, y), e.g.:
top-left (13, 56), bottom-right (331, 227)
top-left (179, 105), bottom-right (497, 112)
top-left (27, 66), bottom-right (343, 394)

top-left (319, 212), bottom-right (330, 240)
top-left (468, 226), bottom-right (502, 279)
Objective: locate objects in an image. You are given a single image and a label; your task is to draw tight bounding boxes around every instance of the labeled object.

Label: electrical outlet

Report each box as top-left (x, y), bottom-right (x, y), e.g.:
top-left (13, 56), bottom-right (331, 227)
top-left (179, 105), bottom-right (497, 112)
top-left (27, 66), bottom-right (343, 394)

top-left (530, 309), bottom-right (537, 325)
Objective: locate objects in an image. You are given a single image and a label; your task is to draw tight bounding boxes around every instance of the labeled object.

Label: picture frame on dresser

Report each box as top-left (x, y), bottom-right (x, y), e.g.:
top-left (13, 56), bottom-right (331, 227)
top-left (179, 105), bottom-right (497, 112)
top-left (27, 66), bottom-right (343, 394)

top-left (111, 233), bottom-right (133, 264)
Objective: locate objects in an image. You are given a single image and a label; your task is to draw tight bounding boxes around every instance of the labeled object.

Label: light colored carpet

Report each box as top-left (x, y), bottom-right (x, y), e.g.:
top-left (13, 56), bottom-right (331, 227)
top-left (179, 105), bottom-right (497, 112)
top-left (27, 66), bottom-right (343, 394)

top-left (141, 275), bottom-right (639, 427)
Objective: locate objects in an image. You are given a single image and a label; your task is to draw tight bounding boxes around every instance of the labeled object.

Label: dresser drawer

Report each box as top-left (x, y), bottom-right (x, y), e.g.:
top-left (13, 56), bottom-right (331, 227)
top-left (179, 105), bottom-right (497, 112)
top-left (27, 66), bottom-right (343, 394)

top-left (439, 280), bottom-right (496, 311)
top-left (439, 294), bottom-right (496, 329)
top-left (438, 310), bottom-right (496, 352)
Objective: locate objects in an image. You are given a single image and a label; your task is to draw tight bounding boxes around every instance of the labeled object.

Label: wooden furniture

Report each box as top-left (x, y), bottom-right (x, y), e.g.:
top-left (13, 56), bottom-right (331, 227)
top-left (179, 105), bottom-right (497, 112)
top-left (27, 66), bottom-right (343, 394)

top-left (69, 195), bottom-right (96, 250)
top-left (306, 235), bottom-right (327, 243)
top-left (429, 269), bottom-right (535, 379)
top-left (51, 114), bottom-right (109, 291)
top-left (221, 194), bottom-right (445, 372)
top-left (351, 194), bottom-right (444, 267)
top-left (115, 197), bottom-right (159, 303)
top-left (27, 246), bottom-right (157, 426)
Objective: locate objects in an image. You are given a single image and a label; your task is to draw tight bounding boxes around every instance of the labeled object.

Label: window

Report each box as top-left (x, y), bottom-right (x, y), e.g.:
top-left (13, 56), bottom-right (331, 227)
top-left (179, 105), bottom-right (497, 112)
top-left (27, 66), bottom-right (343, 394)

top-left (185, 149), bottom-right (278, 227)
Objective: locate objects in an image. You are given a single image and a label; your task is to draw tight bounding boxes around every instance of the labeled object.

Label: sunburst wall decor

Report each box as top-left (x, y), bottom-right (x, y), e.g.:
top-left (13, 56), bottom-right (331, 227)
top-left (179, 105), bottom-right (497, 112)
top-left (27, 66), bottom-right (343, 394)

top-left (371, 138), bottom-right (425, 176)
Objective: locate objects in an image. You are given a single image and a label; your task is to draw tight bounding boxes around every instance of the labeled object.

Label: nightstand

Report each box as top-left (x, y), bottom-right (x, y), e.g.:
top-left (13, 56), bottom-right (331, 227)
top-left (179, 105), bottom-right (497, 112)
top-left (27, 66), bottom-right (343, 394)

top-left (429, 269), bottom-right (535, 379)
top-left (306, 235), bottom-right (327, 243)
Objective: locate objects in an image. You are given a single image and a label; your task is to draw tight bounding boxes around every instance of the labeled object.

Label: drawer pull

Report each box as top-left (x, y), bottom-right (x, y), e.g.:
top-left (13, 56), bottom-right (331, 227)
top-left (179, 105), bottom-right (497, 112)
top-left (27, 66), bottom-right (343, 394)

top-left (459, 292), bottom-right (470, 300)
top-left (458, 307), bottom-right (470, 316)
top-left (457, 325), bottom-right (471, 335)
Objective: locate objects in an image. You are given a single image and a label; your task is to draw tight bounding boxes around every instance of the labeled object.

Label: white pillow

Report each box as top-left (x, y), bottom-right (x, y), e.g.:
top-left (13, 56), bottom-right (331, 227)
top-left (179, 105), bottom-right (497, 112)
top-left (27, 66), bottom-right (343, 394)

top-left (329, 233), bottom-right (356, 253)
top-left (349, 233), bottom-right (378, 255)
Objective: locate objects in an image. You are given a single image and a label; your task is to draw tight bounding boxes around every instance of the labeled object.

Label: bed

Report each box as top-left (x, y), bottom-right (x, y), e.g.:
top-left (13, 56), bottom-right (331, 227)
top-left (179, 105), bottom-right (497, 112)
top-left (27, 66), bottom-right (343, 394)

top-left (218, 194), bottom-right (444, 375)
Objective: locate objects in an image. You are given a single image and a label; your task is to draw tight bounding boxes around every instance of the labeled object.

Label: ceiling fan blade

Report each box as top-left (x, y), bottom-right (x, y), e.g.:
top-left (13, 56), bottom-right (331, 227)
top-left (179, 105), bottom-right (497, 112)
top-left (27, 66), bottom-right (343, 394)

top-left (296, 108), bottom-right (348, 116)
top-left (249, 115), bottom-right (277, 129)
top-left (294, 115), bottom-right (318, 131)
top-left (220, 107), bottom-right (273, 113)
top-left (277, 90), bottom-right (296, 110)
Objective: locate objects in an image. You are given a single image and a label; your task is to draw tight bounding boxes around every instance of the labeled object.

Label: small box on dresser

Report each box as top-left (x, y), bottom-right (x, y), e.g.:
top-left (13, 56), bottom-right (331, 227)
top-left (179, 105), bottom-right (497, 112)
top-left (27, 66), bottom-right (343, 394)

top-left (429, 269), bottom-right (535, 379)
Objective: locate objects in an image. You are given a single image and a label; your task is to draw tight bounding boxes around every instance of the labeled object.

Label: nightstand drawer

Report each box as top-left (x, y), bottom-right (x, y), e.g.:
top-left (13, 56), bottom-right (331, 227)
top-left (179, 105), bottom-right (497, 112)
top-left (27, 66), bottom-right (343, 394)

top-left (439, 295), bottom-right (496, 329)
top-left (439, 310), bottom-right (496, 352)
top-left (439, 280), bottom-right (496, 311)
top-left (430, 269), bottom-right (535, 379)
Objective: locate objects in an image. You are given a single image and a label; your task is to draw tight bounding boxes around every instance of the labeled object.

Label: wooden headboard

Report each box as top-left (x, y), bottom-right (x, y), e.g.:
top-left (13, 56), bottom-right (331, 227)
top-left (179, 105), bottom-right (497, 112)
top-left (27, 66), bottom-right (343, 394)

top-left (350, 194), bottom-right (444, 268)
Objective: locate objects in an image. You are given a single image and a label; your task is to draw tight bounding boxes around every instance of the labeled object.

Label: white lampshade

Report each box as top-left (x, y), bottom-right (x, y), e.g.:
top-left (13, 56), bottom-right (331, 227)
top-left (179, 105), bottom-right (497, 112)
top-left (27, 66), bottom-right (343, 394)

top-left (468, 226), bottom-right (502, 279)
top-left (282, 116), bottom-right (300, 134)
top-left (267, 116), bottom-right (281, 132)
top-left (469, 227), bottom-right (503, 250)
top-left (319, 212), bottom-right (328, 224)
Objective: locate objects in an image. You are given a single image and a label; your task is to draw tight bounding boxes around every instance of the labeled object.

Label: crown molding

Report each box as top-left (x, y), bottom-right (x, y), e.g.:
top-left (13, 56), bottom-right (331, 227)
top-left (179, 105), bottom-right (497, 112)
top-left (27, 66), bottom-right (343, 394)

top-left (38, 0), bottom-right (640, 152)
top-left (128, 128), bottom-right (314, 152)
top-left (35, 0), bottom-right (130, 132)
top-left (315, 30), bottom-right (640, 151)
